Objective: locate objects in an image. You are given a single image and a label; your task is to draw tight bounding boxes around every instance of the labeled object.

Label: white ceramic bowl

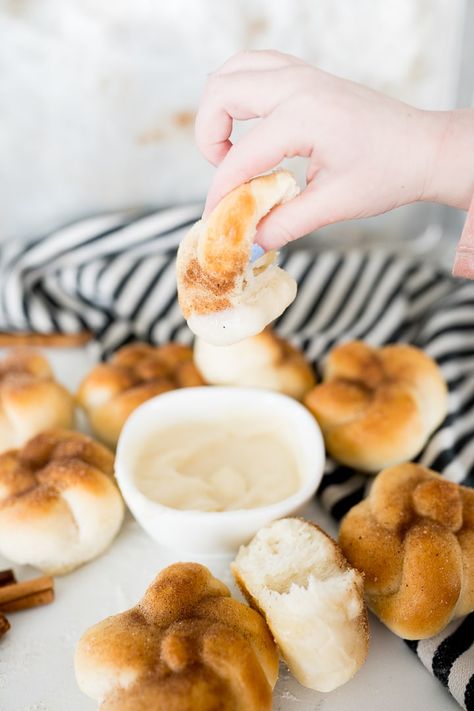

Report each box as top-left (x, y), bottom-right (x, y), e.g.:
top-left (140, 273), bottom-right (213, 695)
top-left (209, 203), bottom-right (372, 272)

top-left (115, 387), bottom-right (325, 555)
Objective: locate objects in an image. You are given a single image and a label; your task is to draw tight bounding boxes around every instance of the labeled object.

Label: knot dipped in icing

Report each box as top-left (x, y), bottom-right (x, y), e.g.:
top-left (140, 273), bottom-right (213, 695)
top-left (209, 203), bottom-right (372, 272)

top-left (77, 343), bottom-right (205, 447)
top-left (339, 463), bottom-right (474, 639)
top-left (0, 349), bottom-right (75, 453)
top-left (75, 562), bottom-right (279, 711)
top-left (176, 171), bottom-right (300, 346)
top-left (304, 341), bottom-right (448, 472)
top-left (0, 429), bottom-right (124, 574)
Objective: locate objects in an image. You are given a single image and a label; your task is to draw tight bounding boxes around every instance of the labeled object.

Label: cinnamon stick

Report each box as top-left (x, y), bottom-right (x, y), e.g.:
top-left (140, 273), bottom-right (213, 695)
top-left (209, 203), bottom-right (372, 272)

top-left (0, 331), bottom-right (92, 347)
top-left (0, 569), bottom-right (16, 588)
top-left (0, 613), bottom-right (10, 638)
top-left (0, 575), bottom-right (54, 613)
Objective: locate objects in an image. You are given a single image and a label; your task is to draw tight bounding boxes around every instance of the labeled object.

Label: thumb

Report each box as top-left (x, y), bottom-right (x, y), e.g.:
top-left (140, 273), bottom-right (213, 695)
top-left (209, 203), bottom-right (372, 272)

top-left (255, 185), bottom-right (330, 250)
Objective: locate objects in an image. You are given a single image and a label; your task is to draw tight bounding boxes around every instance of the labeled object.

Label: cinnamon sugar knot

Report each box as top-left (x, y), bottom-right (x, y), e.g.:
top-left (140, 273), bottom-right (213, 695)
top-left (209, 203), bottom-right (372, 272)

top-left (412, 479), bottom-right (463, 531)
top-left (0, 429), bottom-right (124, 575)
top-left (339, 463), bottom-right (474, 639)
top-left (77, 343), bottom-right (205, 447)
top-left (75, 563), bottom-right (279, 711)
top-left (0, 349), bottom-right (75, 453)
top-left (304, 341), bottom-right (448, 472)
top-left (194, 328), bottom-right (316, 400)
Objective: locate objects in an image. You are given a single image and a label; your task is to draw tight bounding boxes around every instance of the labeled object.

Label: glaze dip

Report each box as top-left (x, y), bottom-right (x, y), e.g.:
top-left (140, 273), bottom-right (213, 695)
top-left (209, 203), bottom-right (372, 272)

top-left (135, 416), bottom-right (300, 512)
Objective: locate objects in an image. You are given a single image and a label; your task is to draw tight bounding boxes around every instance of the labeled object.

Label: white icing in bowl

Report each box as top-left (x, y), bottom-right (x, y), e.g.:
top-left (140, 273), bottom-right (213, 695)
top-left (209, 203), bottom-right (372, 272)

top-left (115, 387), bottom-right (325, 555)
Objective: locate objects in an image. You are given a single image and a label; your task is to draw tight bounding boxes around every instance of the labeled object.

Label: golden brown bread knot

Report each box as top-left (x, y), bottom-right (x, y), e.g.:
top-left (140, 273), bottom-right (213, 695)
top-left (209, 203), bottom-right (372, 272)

top-left (194, 328), bottom-right (316, 400)
top-left (0, 429), bottom-right (124, 574)
top-left (304, 341), bottom-right (448, 472)
top-left (75, 562), bottom-right (279, 711)
top-left (0, 349), bottom-right (75, 453)
top-left (339, 463), bottom-right (474, 639)
top-left (77, 343), bottom-right (205, 447)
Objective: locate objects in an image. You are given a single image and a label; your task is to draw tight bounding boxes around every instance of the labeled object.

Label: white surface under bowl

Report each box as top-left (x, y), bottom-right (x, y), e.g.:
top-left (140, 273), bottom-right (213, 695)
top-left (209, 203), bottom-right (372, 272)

top-left (115, 386), bottom-right (325, 555)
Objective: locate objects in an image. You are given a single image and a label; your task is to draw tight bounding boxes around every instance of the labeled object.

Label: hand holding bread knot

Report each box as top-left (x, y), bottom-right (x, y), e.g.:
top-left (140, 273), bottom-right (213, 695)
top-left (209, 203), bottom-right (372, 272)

top-left (196, 49), bottom-right (474, 262)
top-left (176, 171), bottom-right (299, 345)
top-left (339, 463), bottom-right (474, 639)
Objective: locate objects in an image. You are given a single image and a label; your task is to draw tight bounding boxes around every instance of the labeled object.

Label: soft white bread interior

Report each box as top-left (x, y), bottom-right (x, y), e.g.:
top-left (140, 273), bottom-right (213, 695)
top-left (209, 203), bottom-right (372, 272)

top-left (232, 518), bottom-right (369, 692)
top-left (176, 171), bottom-right (299, 346)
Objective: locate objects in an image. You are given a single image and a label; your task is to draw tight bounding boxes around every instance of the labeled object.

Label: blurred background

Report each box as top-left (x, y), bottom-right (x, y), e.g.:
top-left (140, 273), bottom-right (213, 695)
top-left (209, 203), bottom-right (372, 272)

top-left (2, 0), bottom-right (473, 264)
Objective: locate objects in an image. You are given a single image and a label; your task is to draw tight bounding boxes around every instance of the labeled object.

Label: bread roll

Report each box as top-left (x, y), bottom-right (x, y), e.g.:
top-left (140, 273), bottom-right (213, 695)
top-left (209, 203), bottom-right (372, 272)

top-left (0, 429), bottom-right (124, 574)
top-left (304, 341), bottom-right (448, 472)
top-left (339, 462), bottom-right (474, 639)
top-left (176, 171), bottom-right (299, 346)
top-left (75, 562), bottom-right (279, 711)
top-left (77, 342), bottom-right (205, 447)
top-left (232, 518), bottom-right (369, 692)
top-left (0, 348), bottom-right (75, 453)
top-left (194, 329), bottom-right (315, 400)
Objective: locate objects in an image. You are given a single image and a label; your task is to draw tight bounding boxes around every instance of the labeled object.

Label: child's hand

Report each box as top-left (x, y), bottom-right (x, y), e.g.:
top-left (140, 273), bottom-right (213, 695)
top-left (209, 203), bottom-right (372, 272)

top-left (196, 50), bottom-right (474, 250)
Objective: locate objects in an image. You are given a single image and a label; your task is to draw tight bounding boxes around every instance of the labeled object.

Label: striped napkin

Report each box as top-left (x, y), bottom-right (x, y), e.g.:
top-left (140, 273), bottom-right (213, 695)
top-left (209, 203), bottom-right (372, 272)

top-left (1, 207), bottom-right (473, 708)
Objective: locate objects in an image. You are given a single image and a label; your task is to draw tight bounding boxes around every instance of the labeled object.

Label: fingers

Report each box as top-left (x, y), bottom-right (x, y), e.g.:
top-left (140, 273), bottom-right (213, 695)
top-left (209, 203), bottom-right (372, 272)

top-left (195, 50), bottom-right (308, 167)
top-left (203, 113), bottom-right (312, 214)
top-left (195, 68), bottom-right (298, 167)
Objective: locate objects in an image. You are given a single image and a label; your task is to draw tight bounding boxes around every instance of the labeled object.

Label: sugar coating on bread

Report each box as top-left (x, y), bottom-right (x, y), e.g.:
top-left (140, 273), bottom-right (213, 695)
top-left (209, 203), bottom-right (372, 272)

top-left (0, 349), bottom-right (75, 453)
top-left (194, 328), bottom-right (316, 400)
top-left (75, 562), bottom-right (279, 711)
top-left (176, 171), bottom-right (299, 346)
top-left (77, 343), bottom-right (205, 447)
top-left (304, 341), bottom-right (448, 472)
top-left (339, 463), bottom-right (474, 639)
top-left (0, 429), bottom-right (124, 574)
top-left (232, 518), bottom-right (369, 692)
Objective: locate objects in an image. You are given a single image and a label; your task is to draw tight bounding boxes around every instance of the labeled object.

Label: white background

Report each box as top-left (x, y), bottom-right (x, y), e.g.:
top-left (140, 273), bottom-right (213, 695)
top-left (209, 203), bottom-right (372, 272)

top-left (1, 0), bottom-right (470, 242)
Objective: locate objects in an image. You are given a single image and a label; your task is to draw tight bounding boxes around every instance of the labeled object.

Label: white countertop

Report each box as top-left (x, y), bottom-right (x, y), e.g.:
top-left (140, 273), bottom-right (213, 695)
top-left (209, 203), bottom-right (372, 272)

top-left (0, 347), bottom-right (459, 711)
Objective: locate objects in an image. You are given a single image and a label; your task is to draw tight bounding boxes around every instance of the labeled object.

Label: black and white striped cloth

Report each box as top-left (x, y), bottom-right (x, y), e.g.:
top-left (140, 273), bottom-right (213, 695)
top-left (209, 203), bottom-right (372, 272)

top-left (1, 207), bottom-right (474, 708)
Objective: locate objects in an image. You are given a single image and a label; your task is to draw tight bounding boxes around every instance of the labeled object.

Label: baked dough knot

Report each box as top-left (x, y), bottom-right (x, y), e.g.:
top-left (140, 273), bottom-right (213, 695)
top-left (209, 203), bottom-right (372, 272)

top-left (0, 349), bottom-right (75, 452)
top-left (304, 341), bottom-right (447, 472)
top-left (0, 429), bottom-right (124, 574)
top-left (77, 343), bottom-right (205, 446)
top-left (339, 463), bottom-right (474, 639)
top-left (194, 328), bottom-right (316, 400)
top-left (75, 563), bottom-right (279, 711)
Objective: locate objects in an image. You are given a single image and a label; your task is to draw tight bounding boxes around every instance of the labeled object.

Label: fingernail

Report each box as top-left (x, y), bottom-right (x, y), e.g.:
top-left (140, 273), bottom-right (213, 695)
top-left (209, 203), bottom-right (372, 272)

top-left (250, 244), bottom-right (265, 262)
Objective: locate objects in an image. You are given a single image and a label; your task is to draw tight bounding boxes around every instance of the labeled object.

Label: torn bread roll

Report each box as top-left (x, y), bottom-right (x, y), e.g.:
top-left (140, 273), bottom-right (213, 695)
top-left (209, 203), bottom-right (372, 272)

top-left (194, 329), bottom-right (316, 400)
top-left (232, 518), bottom-right (369, 693)
top-left (176, 171), bottom-right (299, 346)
